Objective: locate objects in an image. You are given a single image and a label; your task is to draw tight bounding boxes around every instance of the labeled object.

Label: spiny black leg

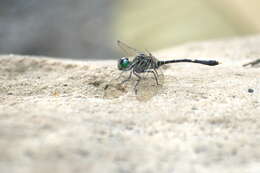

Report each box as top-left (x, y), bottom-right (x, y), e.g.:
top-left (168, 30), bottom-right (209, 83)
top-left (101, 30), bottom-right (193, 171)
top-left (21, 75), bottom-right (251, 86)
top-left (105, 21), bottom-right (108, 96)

top-left (154, 69), bottom-right (159, 76)
top-left (154, 69), bottom-right (160, 85)
top-left (121, 71), bottom-right (132, 84)
top-left (145, 70), bottom-right (159, 85)
top-left (133, 71), bottom-right (141, 94)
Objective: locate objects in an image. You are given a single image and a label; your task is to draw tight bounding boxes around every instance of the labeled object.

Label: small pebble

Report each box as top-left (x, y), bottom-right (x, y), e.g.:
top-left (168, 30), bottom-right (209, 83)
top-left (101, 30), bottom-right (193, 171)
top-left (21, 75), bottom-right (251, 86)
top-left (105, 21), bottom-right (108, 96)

top-left (192, 106), bottom-right (198, 110)
top-left (248, 88), bottom-right (254, 93)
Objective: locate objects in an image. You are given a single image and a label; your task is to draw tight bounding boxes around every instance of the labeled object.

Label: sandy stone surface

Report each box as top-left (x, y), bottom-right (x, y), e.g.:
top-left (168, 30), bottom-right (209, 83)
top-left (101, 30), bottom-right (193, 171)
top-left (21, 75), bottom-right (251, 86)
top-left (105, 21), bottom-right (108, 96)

top-left (0, 35), bottom-right (260, 173)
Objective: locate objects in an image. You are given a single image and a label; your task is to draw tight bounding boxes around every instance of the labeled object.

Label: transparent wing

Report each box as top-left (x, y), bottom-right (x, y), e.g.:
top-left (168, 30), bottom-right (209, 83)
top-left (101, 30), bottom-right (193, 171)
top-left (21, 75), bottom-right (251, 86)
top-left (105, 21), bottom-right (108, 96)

top-left (117, 40), bottom-right (144, 58)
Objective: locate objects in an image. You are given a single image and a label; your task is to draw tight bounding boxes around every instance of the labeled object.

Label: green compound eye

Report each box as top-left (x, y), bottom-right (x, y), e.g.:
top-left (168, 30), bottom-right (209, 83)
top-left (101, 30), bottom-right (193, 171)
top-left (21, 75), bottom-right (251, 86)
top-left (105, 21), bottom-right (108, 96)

top-left (118, 57), bottom-right (130, 70)
top-left (121, 59), bottom-right (129, 68)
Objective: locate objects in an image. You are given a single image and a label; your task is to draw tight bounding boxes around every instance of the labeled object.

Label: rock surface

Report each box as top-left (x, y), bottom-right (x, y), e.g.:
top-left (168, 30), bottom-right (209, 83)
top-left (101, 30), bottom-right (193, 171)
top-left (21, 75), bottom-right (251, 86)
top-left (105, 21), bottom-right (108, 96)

top-left (0, 35), bottom-right (259, 173)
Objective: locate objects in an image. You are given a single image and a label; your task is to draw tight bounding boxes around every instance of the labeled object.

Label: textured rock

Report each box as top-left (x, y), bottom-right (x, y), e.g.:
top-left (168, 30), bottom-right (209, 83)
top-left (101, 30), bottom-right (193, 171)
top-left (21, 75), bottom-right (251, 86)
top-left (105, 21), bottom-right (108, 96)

top-left (0, 35), bottom-right (259, 173)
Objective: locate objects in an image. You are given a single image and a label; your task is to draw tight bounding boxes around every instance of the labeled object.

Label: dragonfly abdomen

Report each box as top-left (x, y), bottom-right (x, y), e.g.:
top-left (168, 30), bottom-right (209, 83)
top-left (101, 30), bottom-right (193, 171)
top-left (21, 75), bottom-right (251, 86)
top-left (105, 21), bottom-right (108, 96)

top-left (157, 59), bottom-right (219, 67)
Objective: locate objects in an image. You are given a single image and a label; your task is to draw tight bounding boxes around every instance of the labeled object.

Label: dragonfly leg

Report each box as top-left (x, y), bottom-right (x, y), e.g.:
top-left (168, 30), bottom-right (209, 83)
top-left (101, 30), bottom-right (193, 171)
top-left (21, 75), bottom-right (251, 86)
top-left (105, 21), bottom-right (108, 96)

top-left (133, 71), bottom-right (142, 94)
top-left (121, 71), bottom-right (132, 84)
top-left (154, 69), bottom-right (159, 76)
top-left (144, 70), bottom-right (159, 85)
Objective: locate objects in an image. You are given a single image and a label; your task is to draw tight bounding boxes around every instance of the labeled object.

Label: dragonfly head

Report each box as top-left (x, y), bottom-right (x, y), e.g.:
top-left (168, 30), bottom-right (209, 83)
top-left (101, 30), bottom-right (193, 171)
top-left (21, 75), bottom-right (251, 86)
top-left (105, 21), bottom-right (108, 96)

top-left (118, 57), bottom-right (132, 71)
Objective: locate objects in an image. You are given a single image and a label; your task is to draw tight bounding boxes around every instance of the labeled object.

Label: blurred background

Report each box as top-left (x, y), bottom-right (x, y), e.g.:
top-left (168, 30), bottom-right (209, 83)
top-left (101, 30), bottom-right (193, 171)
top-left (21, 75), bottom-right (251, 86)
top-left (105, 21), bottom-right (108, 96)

top-left (1, 0), bottom-right (260, 60)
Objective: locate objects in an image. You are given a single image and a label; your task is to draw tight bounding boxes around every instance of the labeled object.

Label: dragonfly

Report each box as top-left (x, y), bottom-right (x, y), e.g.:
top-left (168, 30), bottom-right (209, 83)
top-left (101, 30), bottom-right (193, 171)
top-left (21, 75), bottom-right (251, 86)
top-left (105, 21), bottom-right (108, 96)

top-left (104, 40), bottom-right (219, 100)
